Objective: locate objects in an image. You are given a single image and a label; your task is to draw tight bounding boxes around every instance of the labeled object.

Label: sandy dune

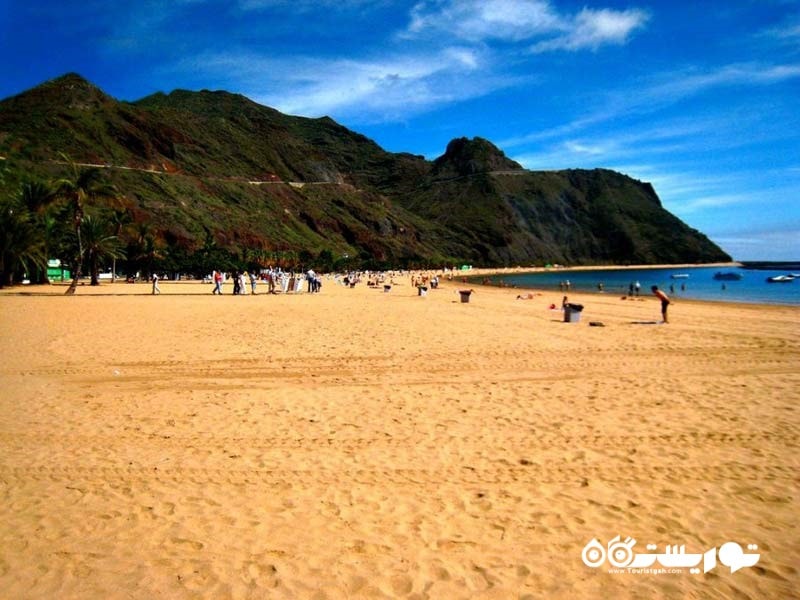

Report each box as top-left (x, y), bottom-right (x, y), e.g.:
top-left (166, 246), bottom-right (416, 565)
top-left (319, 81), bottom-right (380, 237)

top-left (1, 277), bottom-right (798, 598)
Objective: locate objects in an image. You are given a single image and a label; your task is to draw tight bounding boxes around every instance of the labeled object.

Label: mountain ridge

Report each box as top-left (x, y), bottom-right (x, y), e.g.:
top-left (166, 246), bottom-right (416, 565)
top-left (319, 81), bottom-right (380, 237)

top-left (0, 73), bottom-right (731, 269)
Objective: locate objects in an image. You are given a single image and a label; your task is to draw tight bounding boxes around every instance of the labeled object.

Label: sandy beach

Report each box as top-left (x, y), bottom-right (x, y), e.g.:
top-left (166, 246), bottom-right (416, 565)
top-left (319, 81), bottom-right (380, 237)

top-left (1, 275), bottom-right (798, 599)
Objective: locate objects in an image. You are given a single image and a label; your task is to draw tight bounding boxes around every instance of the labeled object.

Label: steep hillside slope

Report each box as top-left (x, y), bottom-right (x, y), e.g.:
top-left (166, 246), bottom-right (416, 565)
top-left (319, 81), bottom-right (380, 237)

top-left (0, 73), bottom-right (731, 267)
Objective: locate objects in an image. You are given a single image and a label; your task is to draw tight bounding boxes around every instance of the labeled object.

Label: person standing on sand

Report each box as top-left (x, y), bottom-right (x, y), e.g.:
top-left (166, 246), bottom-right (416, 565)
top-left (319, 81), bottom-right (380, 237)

top-left (651, 285), bottom-right (670, 323)
top-left (232, 270), bottom-right (241, 295)
top-left (152, 273), bottom-right (160, 295)
top-left (213, 270), bottom-right (223, 294)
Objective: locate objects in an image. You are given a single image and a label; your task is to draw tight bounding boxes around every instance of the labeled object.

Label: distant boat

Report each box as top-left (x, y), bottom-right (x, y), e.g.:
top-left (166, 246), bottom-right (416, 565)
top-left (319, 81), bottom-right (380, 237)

top-left (766, 275), bottom-right (795, 283)
top-left (671, 273), bottom-right (690, 279)
top-left (713, 272), bottom-right (743, 281)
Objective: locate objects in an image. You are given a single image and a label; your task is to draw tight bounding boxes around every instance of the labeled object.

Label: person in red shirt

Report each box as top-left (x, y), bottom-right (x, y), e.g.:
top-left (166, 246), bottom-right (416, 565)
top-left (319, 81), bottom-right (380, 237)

top-left (212, 270), bottom-right (223, 294)
top-left (651, 285), bottom-right (670, 323)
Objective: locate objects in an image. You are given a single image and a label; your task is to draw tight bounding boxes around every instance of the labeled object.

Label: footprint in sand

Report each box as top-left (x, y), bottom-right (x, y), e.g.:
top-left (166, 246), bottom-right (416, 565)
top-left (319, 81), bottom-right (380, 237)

top-left (171, 537), bottom-right (204, 551)
top-left (390, 574), bottom-right (413, 595)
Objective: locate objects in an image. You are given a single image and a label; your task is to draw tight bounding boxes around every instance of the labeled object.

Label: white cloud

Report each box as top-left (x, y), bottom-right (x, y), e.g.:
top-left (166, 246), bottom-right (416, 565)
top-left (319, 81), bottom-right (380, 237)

top-left (405, 0), bottom-right (648, 51)
top-left (532, 8), bottom-right (649, 52)
top-left (406, 0), bottom-right (563, 42)
top-left (563, 140), bottom-right (607, 155)
top-left (758, 17), bottom-right (800, 47)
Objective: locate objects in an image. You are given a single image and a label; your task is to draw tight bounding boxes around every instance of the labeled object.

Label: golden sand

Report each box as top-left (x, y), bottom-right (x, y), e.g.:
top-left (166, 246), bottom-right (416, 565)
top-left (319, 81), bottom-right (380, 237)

top-left (0, 276), bottom-right (798, 598)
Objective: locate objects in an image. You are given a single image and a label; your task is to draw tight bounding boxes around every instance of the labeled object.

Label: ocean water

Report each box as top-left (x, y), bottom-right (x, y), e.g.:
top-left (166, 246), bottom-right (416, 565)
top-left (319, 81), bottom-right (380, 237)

top-left (480, 265), bottom-right (800, 306)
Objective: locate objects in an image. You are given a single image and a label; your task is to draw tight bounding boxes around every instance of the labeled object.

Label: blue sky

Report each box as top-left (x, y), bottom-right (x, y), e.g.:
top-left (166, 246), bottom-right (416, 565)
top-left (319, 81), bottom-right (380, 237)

top-left (2, 0), bottom-right (799, 260)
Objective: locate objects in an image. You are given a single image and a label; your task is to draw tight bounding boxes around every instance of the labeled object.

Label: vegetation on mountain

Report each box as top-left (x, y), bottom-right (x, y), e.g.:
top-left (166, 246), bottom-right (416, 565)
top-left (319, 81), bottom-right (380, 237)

top-left (0, 73), bottom-right (731, 285)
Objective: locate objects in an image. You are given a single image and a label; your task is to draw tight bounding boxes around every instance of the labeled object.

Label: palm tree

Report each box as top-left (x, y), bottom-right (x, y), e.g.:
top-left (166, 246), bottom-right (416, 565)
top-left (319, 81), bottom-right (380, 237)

top-left (129, 222), bottom-right (162, 279)
top-left (109, 208), bottom-right (131, 282)
top-left (18, 180), bottom-right (57, 283)
top-left (81, 214), bottom-right (126, 285)
top-left (53, 156), bottom-right (119, 295)
top-left (0, 198), bottom-right (46, 287)
top-left (20, 180), bottom-right (56, 214)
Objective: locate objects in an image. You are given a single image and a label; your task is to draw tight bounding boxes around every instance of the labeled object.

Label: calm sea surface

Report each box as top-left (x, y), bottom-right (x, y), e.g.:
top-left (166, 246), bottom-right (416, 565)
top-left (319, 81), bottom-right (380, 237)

top-left (479, 265), bottom-right (800, 306)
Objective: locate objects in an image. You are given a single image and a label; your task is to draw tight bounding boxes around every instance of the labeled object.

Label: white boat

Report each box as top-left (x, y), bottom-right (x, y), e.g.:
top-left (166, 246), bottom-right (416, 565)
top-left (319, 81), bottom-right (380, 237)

top-left (766, 275), bottom-right (795, 283)
top-left (670, 273), bottom-right (690, 279)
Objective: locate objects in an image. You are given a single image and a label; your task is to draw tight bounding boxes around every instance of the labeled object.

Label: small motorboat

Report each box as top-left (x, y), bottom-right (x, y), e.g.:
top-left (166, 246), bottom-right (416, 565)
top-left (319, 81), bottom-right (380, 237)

top-left (671, 273), bottom-right (690, 279)
top-left (713, 271), bottom-right (743, 281)
top-left (766, 275), bottom-right (795, 283)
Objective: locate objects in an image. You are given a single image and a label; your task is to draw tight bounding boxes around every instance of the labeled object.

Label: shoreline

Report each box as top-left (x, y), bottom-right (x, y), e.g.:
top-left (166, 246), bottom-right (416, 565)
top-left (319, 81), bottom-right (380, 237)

top-left (464, 261), bottom-right (742, 276)
top-left (463, 263), bottom-right (799, 308)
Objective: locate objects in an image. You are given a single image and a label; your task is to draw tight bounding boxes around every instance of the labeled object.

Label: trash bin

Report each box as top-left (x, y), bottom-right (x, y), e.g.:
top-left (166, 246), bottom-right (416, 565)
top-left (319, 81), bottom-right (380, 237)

top-left (459, 289), bottom-right (472, 303)
top-left (383, 284), bottom-right (391, 293)
top-left (418, 286), bottom-right (428, 297)
top-left (563, 302), bottom-right (584, 322)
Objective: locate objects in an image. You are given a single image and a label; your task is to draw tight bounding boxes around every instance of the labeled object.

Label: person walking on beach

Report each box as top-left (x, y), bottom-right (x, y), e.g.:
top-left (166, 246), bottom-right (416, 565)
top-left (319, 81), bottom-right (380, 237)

top-left (212, 270), bottom-right (223, 294)
top-left (651, 285), bottom-right (670, 323)
top-left (151, 273), bottom-right (160, 295)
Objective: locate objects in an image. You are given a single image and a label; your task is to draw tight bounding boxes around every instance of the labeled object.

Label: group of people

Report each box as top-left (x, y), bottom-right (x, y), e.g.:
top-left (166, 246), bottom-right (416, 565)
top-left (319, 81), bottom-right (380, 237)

top-left (208, 268), bottom-right (316, 295)
top-left (410, 272), bottom-right (440, 289)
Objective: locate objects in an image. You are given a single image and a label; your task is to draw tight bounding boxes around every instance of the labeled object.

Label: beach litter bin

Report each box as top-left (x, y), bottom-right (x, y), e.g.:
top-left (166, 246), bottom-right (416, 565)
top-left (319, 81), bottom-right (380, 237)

top-left (418, 286), bottom-right (428, 297)
top-left (459, 289), bottom-right (472, 303)
top-left (383, 284), bottom-right (391, 293)
top-left (563, 303), bottom-right (584, 323)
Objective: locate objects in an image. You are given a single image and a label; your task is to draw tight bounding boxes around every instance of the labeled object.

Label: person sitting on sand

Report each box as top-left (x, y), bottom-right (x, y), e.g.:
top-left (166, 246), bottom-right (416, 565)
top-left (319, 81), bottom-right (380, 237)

top-left (651, 285), bottom-right (670, 323)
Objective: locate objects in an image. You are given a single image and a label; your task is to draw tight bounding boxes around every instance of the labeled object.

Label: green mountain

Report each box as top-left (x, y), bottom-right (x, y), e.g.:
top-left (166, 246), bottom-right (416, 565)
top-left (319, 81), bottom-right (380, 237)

top-left (0, 73), bottom-right (731, 269)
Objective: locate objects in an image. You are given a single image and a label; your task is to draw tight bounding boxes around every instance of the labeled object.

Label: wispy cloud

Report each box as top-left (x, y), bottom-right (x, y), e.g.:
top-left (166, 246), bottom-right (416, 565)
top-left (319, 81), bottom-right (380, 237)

top-left (177, 46), bottom-right (522, 120)
top-left (508, 117), bottom-right (725, 171)
top-left (122, 1), bottom-right (652, 121)
top-left (502, 59), bottom-right (800, 157)
top-left (757, 15), bottom-right (800, 47)
top-left (531, 7), bottom-right (649, 52)
top-left (405, 0), bottom-right (563, 42)
top-left (644, 62), bottom-right (800, 102)
top-left (404, 0), bottom-right (648, 51)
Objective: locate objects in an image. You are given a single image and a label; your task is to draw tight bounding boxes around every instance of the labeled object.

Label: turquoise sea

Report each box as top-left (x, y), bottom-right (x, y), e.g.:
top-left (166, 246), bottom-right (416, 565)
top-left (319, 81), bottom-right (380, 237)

top-left (480, 264), bottom-right (800, 306)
